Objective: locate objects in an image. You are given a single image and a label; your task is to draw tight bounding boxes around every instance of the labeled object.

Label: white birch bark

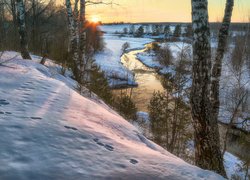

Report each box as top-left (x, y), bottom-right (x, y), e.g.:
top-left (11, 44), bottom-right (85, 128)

top-left (16, 0), bottom-right (31, 60)
top-left (211, 0), bottom-right (234, 122)
top-left (65, 0), bottom-right (81, 80)
top-left (191, 0), bottom-right (227, 177)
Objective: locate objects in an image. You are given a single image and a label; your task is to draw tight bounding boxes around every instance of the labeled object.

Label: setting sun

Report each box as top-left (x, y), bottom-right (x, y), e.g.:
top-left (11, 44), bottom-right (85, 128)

top-left (91, 16), bottom-right (100, 23)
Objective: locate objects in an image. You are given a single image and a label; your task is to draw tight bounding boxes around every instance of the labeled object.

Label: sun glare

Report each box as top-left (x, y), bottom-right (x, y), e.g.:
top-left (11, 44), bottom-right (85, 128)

top-left (91, 16), bottom-right (100, 23)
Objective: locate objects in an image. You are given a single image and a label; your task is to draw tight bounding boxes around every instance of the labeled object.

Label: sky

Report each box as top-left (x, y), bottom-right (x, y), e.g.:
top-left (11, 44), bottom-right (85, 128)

top-left (60, 0), bottom-right (250, 23)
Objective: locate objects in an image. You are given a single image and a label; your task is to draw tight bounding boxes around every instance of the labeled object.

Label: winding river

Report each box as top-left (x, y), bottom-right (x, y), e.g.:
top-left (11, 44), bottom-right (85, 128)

top-left (113, 48), bottom-right (164, 111)
top-left (114, 45), bottom-right (250, 175)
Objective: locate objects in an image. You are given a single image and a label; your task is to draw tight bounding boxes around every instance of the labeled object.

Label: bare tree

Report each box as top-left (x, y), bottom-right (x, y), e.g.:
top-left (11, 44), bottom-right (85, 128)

top-left (210, 0), bottom-right (234, 139)
top-left (65, 0), bottom-right (114, 84)
top-left (220, 35), bottom-right (250, 155)
top-left (190, 0), bottom-right (234, 177)
top-left (65, 0), bottom-right (80, 80)
top-left (16, 0), bottom-right (32, 59)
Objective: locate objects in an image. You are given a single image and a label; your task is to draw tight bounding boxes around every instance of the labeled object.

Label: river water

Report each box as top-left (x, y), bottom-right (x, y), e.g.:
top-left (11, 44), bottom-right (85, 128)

top-left (114, 46), bottom-right (250, 176)
top-left (113, 49), bottom-right (164, 111)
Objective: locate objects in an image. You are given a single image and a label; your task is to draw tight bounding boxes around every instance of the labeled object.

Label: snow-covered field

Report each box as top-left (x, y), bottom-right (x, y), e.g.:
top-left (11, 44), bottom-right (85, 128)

top-left (0, 52), bottom-right (224, 179)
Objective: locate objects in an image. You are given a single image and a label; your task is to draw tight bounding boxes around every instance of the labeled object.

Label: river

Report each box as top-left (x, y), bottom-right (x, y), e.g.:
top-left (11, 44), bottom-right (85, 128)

top-left (114, 45), bottom-right (250, 177)
top-left (113, 48), bottom-right (164, 111)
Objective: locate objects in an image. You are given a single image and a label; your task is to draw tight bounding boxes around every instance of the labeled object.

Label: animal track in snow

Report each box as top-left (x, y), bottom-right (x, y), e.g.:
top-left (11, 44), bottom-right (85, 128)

top-left (30, 117), bottom-right (42, 120)
top-left (0, 111), bottom-right (12, 115)
top-left (64, 126), bottom-right (78, 131)
top-left (93, 138), bottom-right (114, 151)
top-left (129, 159), bottom-right (138, 164)
top-left (0, 99), bottom-right (10, 106)
top-left (104, 144), bottom-right (114, 151)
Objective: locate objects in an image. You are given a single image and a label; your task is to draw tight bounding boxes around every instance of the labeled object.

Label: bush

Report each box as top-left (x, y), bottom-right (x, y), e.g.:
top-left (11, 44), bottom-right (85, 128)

top-left (156, 45), bottom-right (173, 66)
top-left (123, 27), bottom-right (128, 34)
top-left (87, 65), bottom-right (114, 105)
top-left (135, 26), bottom-right (144, 37)
top-left (148, 91), bottom-right (192, 156)
top-left (121, 42), bottom-right (130, 54)
top-left (114, 93), bottom-right (137, 120)
top-left (164, 25), bottom-right (171, 38)
top-left (173, 24), bottom-right (182, 37)
top-left (147, 42), bottom-right (160, 52)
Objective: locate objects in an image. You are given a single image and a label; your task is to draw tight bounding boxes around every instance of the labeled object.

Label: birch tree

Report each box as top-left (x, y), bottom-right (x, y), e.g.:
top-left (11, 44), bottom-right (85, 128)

top-left (16, 0), bottom-right (31, 59)
top-left (65, 0), bottom-right (80, 81)
top-left (191, 0), bottom-right (234, 177)
top-left (65, 0), bottom-right (90, 84)
top-left (210, 0), bottom-right (234, 130)
top-left (65, 0), bottom-right (114, 84)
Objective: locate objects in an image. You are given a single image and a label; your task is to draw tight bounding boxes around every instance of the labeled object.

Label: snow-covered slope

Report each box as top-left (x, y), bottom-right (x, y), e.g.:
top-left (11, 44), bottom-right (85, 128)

top-left (0, 52), bottom-right (224, 179)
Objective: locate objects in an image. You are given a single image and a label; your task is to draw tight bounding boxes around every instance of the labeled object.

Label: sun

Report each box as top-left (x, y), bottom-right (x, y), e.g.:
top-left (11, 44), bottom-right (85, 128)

top-left (91, 16), bottom-right (100, 23)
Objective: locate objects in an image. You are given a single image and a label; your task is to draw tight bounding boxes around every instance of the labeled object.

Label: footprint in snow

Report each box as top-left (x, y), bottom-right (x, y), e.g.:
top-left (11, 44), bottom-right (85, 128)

top-left (104, 144), bottom-right (114, 151)
top-left (20, 85), bottom-right (35, 90)
top-left (30, 117), bottom-right (42, 120)
top-left (0, 111), bottom-right (12, 115)
top-left (0, 99), bottom-right (10, 106)
top-left (64, 126), bottom-right (78, 131)
top-left (130, 159), bottom-right (138, 165)
top-left (93, 138), bottom-right (114, 151)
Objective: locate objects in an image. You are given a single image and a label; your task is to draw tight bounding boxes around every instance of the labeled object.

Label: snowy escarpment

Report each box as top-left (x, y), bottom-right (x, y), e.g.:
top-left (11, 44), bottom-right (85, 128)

top-left (0, 52), bottom-right (225, 179)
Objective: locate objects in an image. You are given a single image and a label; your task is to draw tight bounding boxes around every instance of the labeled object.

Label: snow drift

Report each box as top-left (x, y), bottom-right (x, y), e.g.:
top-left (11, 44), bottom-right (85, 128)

top-left (0, 52), bottom-right (224, 179)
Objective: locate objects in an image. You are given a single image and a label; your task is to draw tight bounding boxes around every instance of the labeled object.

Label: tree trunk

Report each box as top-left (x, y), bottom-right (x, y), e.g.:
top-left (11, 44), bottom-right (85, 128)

top-left (65, 0), bottom-right (80, 81)
top-left (211, 0), bottom-right (234, 133)
top-left (16, 0), bottom-right (31, 60)
top-left (11, 0), bottom-right (17, 26)
top-left (191, 0), bottom-right (226, 177)
top-left (79, 0), bottom-right (87, 81)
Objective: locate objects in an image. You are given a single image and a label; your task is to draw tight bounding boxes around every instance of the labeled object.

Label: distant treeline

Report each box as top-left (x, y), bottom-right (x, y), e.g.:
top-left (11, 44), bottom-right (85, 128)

top-left (103, 22), bottom-right (250, 31)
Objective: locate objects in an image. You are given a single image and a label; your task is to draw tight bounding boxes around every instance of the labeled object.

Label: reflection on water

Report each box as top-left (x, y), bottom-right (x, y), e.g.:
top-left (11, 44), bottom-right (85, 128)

top-left (113, 49), bottom-right (165, 112)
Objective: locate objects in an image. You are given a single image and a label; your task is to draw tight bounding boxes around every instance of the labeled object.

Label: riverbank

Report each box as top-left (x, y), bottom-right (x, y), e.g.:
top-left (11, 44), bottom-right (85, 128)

top-left (94, 34), bottom-right (154, 88)
top-left (114, 40), bottom-right (250, 179)
top-left (112, 48), bottom-right (165, 111)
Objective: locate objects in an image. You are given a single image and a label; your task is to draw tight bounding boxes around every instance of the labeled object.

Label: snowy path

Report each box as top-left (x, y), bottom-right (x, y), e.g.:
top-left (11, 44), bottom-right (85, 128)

top-left (0, 53), bottom-right (224, 179)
